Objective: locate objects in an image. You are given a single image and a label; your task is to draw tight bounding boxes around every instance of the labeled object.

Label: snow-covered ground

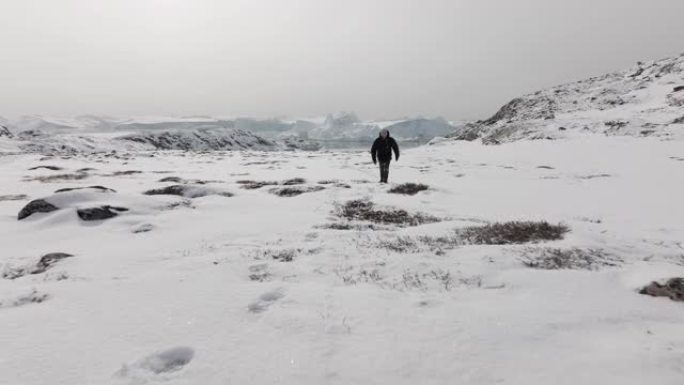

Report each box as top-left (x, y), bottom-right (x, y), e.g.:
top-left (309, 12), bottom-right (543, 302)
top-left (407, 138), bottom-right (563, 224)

top-left (1, 135), bottom-right (683, 384)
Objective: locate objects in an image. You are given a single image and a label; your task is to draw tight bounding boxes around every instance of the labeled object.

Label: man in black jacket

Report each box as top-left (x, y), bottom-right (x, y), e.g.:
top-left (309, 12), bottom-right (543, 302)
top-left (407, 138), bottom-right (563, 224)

top-left (370, 128), bottom-right (400, 183)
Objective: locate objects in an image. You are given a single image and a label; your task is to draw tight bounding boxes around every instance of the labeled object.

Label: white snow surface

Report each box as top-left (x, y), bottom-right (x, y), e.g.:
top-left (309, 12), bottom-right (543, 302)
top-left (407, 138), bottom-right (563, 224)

top-left (1, 135), bottom-right (684, 384)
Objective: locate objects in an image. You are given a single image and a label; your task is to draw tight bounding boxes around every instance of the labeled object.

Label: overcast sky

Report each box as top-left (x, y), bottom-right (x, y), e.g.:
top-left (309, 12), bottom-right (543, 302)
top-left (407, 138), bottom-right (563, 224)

top-left (1, 0), bottom-right (683, 121)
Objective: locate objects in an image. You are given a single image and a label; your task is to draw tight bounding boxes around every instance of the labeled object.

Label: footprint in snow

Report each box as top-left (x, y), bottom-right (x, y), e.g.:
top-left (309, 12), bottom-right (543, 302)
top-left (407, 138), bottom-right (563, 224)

top-left (115, 346), bottom-right (194, 381)
top-left (248, 289), bottom-right (285, 313)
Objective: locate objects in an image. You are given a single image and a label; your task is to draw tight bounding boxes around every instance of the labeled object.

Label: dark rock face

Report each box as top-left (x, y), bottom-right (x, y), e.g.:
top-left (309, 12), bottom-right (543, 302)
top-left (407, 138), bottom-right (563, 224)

top-left (448, 124), bottom-right (483, 141)
top-left (482, 97), bottom-right (556, 125)
top-left (77, 206), bottom-right (129, 221)
top-left (28, 165), bottom-right (63, 171)
top-left (0, 194), bottom-right (28, 202)
top-left (673, 116), bottom-right (684, 124)
top-left (445, 56), bottom-right (684, 143)
top-left (158, 176), bottom-right (185, 183)
top-left (116, 129), bottom-right (276, 151)
top-left (0, 125), bottom-right (12, 138)
top-left (54, 185), bottom-right (116, 193)
top-left (640, 278), bottom-right (684, 302)
top-left (281, 178), bottom-right (306, 186)
top-left (17, 199), bottom-right (59, 220)
top-left (33, 253), bottom-right (74, 274)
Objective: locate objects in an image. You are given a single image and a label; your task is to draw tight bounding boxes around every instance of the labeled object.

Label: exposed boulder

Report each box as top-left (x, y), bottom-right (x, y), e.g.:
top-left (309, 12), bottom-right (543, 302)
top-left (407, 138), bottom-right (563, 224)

top-left (640, 278), bottom-right (684, 302)
top-left (33, 253), bottom-right (74, 274)
top-left (482, 97), bottom-right (556, 125)
top-left (116, 129), bottom-right (276, 151)
top-left (0, 125), bottom-right (12, 138)
top-left (17, 199), bottom-right (59, 220)
top-left (54, 185), bottom-right (116, 194)
top-left (77, 206), bottom-right (129, 221)
top-left (28, 165), bottom-right (63, 171)
top-left (158, 176), bottom-right (185, 183)
top-left (281, 178), bottom-right (306, 186)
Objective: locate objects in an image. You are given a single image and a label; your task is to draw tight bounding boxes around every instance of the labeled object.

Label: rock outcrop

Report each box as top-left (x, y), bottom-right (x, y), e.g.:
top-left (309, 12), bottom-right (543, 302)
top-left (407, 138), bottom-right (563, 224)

top-left (449, 54), bottom-right (684, 143)
top-left (17, 199), bottom-right (59, 220)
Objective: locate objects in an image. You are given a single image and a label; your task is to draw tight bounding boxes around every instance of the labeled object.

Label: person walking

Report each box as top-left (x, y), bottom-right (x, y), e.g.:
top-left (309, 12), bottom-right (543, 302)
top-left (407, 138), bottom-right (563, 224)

top-left (370, 128), bottom-right (400, 183)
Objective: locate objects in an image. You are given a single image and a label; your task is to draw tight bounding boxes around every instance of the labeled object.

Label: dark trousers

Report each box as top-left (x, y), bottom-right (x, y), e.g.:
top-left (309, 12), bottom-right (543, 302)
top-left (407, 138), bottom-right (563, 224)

top-left (379, 160), bottom-right (391, 183)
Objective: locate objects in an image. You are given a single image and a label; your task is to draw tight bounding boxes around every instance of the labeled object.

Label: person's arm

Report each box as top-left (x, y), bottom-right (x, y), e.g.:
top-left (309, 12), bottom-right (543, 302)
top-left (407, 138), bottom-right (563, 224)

top-left (370, 140), bottom-right (378, 164)
top-left (392, 138), bottom-right (400, 161)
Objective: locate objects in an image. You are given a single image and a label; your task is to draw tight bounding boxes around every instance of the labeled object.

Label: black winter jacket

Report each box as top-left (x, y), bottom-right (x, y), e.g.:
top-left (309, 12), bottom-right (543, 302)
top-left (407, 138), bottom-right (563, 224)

top-left (371, 134), bottom-right (399, 163)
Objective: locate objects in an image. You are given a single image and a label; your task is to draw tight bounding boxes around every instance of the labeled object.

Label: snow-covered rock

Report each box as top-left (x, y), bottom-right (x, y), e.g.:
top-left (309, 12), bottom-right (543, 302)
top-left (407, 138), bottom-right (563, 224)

top-left (0, 125), bottom-right (12, 138)
top-left (14, 130), bottom-right (145, 155)
top-left (450, 54), bottom-right (684, 143)
top-left (3, 127), bottom-right (281, 155)
top-left (116, 128), bottom-right (277, 151)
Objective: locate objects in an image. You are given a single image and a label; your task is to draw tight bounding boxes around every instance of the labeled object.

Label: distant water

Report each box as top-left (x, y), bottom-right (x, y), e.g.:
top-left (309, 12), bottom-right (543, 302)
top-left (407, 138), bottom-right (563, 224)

top-left (313, 139), bottom-right (431, 151)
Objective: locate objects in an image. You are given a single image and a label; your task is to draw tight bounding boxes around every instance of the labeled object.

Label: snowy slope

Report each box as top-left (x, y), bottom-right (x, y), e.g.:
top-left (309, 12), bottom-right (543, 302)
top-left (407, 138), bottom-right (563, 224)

top-left (450, 54), bottom-right (684, 143)
top-left (1, 135), bottom-right (684, 384)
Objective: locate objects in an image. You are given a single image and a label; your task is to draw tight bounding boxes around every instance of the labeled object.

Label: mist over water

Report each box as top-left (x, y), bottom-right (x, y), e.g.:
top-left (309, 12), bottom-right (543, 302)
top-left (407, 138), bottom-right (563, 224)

top-left (316, 139), bottom-right (430, 151)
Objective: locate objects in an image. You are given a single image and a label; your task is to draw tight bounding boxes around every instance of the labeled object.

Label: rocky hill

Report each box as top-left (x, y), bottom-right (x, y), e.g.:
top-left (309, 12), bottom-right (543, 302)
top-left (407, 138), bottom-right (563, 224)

top-left (2, 128), bottom-right (283, 155)
top-left (116, 129), bottom-right (277, 151)
top-left (450, 54), bottom-right (684, 144)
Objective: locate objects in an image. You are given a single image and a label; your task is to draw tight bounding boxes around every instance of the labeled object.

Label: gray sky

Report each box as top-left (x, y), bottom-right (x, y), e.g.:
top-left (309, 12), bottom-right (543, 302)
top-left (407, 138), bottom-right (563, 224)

top-left (1, 0), bottom-right (683, 121)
